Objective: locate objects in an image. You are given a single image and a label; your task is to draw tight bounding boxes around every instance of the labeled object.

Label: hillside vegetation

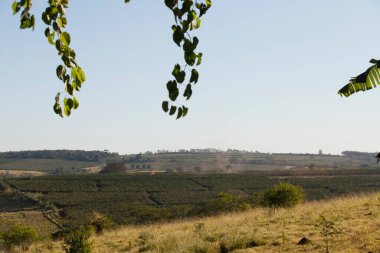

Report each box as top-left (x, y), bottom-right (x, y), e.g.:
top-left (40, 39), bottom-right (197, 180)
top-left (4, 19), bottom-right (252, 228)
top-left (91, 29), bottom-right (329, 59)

top-left (1, 150), bottom-right (379, 175)
top-left (17, 192), bottom-right (380, 253)
top-left (3, 172), bottom-right (380, 227)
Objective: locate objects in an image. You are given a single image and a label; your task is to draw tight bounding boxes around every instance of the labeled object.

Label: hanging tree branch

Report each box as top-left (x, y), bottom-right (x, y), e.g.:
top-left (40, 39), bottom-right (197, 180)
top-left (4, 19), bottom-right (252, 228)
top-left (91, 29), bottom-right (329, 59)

top-left (10, 0), bottom-right (212, 118)
top-left (163, 0), bottom-right (211, 119)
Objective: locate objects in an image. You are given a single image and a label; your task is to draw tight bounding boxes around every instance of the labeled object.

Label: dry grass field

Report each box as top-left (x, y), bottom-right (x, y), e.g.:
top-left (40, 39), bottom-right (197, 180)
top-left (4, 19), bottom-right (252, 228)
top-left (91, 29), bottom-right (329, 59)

top-left (0, 211), bottom-right (58, 239)
top-left (0, 170), bottom-right (45, 177)
top-left (16, 192), bottom-right (380, 253)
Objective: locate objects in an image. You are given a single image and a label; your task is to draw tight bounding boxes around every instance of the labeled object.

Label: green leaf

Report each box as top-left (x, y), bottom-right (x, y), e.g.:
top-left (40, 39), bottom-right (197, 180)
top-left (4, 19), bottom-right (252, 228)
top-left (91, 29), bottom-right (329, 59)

top-left (53, 93), bottom-right (63, 117)
top-left (176, 71), bottom-right (186, 83)
top-left (57, 16), bottom-right (64, 28)
top-left (171, 64), bottom-right (186, 83)
top-left (63, 105), bottom-right (71, 116)
top-left (169, 105), bottom-right (177, 116)
top-left (184, 51), bottom-right (197, 66)
top-left (52, 21), bottom-right (60, 32)
top-left (66, 82), bottom-right (74, 95)
top-left (193, 37), bottom-right (199, 48)
top-left (65, 98), bottom-right (74, 109)
top-left (48, 33), bottom-right (55, 45)
top-left (197, 53), bottom-right (203, 66)
top-left (166, 80), bottom-right (179, 101)
top-left (51, 7), bottom-right (59, 18)
top-left (172, 64), bottom-right (180, 77)
top-left (55, 40), bottom-right (62, 52)
top-left (44, 28), bottom-right (50, 37)
top-left (190, 69), bottom-right (199, 84)
top-left (183, 84), bottom-right (192, 100)
top-left (164, 0), bottom-right (176, 9)
top-left (182, 106), bottom-right (188, 117)
top-left (20, 18), bottom-right (31, 29)
top-left (60, 32), bottom-right (71, 46)
top-left (57, 4), bottom-right (65, 15)
top-left (12, 2), bottom-right (20, 14)
top-left (76, 67), bottom-right (86, 83)
top-left (183, 38), bottom-right (196, 53)
top-left (49, 0), bottom-right (57, 7)
top-left (195, 17), bottom-right (201, 29)
top-left (56, 65), bottom-right (66, 80)
top-left (63, 98), bottom-right (71, 116)
top-left (172, 25), bottom-right (184, 47)
top-left (42, 12), bottom-right (51, 25)
top-left (73, 96), bottom-right (79, 109)
top-left (162, 101), bottom-right (169, 112)
top-left (71, 67), bottom-right (77, 80)
top-left (176, 107), bottom-right (183, 119)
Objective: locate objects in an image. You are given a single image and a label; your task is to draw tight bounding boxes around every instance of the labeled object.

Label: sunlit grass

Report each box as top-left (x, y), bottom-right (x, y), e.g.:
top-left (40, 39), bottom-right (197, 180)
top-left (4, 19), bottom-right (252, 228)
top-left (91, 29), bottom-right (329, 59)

top-left (18, 192), bottom-right (380, 252)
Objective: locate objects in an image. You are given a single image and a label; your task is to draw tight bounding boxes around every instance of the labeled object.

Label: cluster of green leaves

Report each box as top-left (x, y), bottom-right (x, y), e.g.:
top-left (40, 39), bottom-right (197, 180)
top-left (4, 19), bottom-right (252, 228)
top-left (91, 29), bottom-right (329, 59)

top-left (41, 0), bottom-right (84, 117)
top-left (338, 59), bottom-right (380, 97)
top-left (12, 0), bottom-right (35, 29)
top-left (13, 0), bottom-right (85, 117)
top-left (163, 0), bottom-right (212, 119)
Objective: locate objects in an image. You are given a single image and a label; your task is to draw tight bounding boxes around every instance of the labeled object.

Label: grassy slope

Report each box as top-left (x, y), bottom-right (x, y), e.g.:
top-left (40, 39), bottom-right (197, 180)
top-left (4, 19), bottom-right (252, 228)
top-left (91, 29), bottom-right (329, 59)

top-left (23, 192), bottom-right (380, 253)
top-left (0, 211), bottom-right (58, 238)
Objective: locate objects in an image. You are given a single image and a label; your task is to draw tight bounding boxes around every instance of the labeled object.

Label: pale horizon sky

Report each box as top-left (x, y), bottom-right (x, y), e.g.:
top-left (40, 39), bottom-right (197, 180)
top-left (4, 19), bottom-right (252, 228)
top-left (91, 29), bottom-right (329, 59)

top-left (1, 1), bottom-right (380, 155)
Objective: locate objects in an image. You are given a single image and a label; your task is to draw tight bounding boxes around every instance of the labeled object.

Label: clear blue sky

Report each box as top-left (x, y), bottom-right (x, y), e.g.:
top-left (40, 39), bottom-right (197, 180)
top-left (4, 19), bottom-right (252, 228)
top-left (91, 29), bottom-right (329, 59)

top-left (1, 1), bottom-right (380, 155)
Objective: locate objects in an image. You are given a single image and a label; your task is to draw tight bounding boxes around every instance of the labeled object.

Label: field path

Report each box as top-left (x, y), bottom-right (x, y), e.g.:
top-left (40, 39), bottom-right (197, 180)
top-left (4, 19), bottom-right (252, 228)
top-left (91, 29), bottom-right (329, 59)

top-left (187, 178), bottom-right (213, 191)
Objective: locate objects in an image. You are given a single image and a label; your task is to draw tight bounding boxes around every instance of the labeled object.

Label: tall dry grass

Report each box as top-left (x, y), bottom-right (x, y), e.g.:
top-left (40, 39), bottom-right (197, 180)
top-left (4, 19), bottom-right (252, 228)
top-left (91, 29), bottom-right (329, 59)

top-left (19, 192), bottom-right (380, 252)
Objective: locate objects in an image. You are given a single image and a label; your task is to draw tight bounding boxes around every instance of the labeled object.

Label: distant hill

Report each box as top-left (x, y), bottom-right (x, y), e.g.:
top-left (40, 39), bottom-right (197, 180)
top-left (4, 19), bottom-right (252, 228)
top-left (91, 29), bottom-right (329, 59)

top-left (122, 150), bottom-right (380, 172)
top-left (0, 150), bottom-right (120, 162)
top-left (0, 149), bottom-right (379, 174)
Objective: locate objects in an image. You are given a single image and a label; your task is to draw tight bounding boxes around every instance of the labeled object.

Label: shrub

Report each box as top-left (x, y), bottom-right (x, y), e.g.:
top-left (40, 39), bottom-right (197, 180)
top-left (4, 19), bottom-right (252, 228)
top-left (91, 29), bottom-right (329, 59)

top-left (62, 226), bottom-right (93, 253)
top-left (0, 224), bottom-right (38, 251)
top-left (215, 192), bottom-right (250, 212)
top-left (260, 182), bottom-right (305, 208)
top-left (100, 161), bottom-right (128, 173)
top-left (89, 212), bottom-right (113, 234)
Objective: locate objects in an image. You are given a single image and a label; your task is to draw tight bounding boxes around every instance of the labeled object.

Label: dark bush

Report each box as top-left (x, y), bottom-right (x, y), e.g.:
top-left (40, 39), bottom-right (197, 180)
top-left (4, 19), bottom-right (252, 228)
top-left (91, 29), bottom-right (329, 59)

top-left (260, 183), bottom-right (305, 208)
top-left (100, 161), bottom-right (128, 173)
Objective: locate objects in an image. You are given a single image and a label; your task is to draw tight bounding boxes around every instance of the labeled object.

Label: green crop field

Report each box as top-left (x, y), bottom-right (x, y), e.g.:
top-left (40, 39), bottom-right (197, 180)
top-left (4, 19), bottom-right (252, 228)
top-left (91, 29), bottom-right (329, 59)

top-left (0, 159), bottom-right (99, 173)
top-left (3, 170), bottom-right (380, 227)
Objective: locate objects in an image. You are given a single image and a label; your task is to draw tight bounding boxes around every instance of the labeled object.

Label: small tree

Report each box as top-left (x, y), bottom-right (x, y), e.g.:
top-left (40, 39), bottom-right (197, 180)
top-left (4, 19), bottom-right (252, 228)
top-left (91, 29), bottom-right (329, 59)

top-left (316, 214), bottom-right (340, 253)
top-left (260, 182), bottom-right (305, 209)
top-left (0, 224), bottom-right (38, 251)
top-left (62, 226), bottom-right (93, 253)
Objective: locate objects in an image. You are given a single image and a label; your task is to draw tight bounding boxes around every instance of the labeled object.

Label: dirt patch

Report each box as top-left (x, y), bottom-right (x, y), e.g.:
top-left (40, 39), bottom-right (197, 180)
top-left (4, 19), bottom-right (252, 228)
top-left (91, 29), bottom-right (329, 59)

top-left (0, 170), bottom-right (45, 177)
